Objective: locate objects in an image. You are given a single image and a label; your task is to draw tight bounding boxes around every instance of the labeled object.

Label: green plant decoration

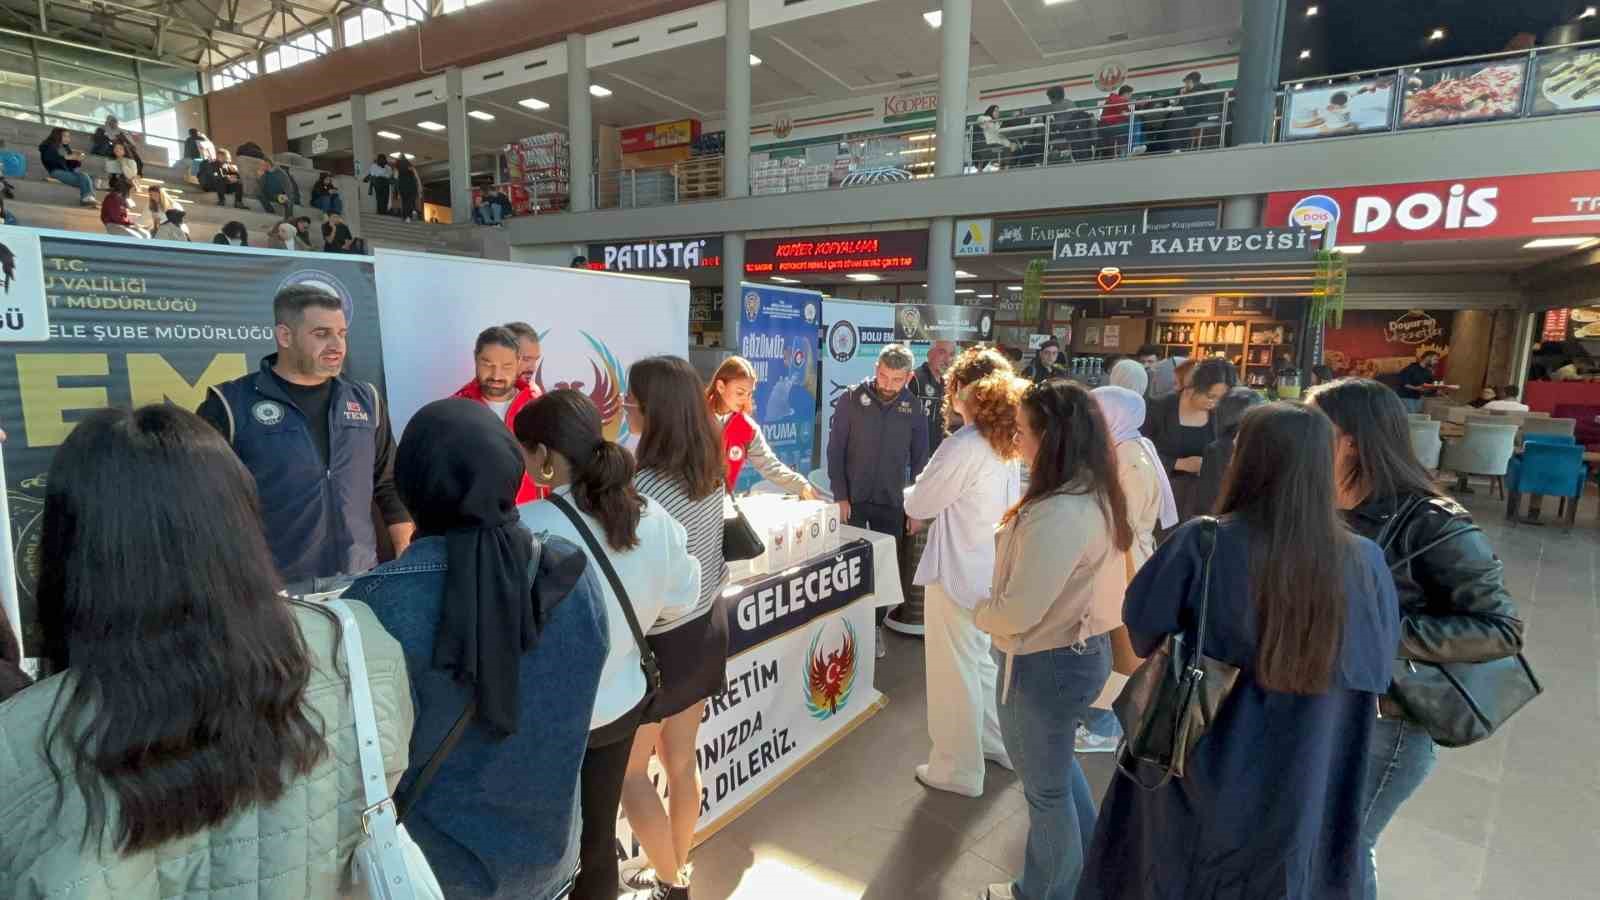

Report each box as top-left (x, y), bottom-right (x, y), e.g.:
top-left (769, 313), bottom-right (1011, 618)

top-left (1021, 258), bottom-right (1047, 326)
top-left (1310, 249), bottom-right (1348, 329)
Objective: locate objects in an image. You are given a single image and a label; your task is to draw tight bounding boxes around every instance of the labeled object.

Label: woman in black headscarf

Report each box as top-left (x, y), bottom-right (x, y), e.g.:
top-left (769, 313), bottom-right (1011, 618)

top-left (344, 398), bottom-right (611, 900)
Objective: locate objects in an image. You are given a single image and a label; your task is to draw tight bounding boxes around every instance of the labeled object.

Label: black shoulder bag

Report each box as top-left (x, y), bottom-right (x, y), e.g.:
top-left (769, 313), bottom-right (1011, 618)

top-left (548, 494), bottom-right (663, 704)
top-left (1113, 516), bottom-right (1241, 790)
top-left (723, 492), bottom-right (766, 561)
top-left (1374, 496), bottom-right (1541, 748)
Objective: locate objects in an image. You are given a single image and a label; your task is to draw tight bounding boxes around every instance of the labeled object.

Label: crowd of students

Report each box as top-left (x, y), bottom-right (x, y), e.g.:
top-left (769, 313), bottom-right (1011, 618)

top-left (0, 285), bottom-right (1532, 900)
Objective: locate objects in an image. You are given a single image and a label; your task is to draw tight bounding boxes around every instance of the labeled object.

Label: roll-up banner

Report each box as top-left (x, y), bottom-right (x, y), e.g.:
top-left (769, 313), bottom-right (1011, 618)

top-left (819, 299), bottom-right (897, 472)
top-left (732, 283), bottom-right (822, 492)
top-left (0, 230), bottom-right (385, 655)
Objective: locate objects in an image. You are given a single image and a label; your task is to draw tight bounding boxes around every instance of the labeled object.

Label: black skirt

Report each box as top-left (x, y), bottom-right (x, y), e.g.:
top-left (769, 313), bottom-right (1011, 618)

top-left (644, 604), bottom-right (729, 722)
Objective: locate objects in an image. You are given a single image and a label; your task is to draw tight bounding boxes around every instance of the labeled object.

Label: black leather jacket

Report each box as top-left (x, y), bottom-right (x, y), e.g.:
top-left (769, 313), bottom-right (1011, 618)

top-left (1345, 492), bottom-right (1525, 718)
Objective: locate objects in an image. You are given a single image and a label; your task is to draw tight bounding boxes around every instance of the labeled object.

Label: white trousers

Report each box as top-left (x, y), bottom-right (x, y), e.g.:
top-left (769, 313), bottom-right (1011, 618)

top-left (923, 582), bottom-right (1007, 791)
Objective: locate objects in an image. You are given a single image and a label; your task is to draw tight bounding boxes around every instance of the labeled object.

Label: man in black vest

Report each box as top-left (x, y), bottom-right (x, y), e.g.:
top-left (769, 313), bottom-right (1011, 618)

top-left (910, 340), bottom-right (956, 455)
top-left (198, 285), bottom-right (412, 594)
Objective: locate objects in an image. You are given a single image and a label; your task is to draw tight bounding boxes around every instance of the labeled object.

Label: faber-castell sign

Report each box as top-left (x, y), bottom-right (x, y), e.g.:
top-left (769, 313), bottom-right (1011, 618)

top-left (1049, 227), bottom-right (1321, 268)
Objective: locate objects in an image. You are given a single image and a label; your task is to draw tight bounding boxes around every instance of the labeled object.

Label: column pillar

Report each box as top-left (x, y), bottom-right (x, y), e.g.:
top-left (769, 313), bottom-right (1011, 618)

top-left (349, 93), bottom-right (374, 216)
top-left (445, 67), bottom-right (473, 219)
top-left (926, 0), bottom-right (972, 305)
top-left (566, 33), bottom-right (594, 212)
top-left (722, 233), bottom-right (745, 349)
top-left (1232, 0), bottom-right (1287, 145)
top-left (724, 0), bottom-right (751, 199)
top-left (329, 16), bottom-right (344, 50)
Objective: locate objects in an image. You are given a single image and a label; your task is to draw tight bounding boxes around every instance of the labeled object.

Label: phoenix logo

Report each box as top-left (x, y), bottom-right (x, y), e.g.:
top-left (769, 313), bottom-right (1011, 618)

top-left (532, 330), bottom-right (631, 443)
top-left (804, 620), bottom-right (858, 721)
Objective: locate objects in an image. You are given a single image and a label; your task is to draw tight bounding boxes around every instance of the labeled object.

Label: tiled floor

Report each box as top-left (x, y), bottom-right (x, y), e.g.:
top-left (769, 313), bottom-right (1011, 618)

top-left (679, 491), bottom-right (1600, 899)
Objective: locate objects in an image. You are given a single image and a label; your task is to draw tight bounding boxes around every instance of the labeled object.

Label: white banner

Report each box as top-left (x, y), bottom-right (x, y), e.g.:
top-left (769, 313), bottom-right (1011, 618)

top-left (819, 299), bottom-right (896, 470)
top-left (372, 250), bottom-right (690, 438)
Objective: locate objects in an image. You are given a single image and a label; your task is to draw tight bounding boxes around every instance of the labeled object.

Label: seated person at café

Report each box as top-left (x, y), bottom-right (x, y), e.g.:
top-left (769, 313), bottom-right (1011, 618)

top-left (1483, 385), bottom-right (1530, 413)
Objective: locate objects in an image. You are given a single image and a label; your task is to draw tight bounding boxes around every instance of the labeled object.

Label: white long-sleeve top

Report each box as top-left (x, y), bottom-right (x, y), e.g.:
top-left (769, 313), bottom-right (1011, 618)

top-left (903, 423), bottom-right (1021, 609)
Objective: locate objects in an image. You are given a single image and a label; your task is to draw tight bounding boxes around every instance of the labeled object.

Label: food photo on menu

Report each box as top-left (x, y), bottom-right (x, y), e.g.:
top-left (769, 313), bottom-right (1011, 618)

top-left (1533, 47), bottom-right (1600, 114)
top-left (1401, 58), bottom-right (1527, 126)
top-left (1285, 76), bottom-right (1396, 137)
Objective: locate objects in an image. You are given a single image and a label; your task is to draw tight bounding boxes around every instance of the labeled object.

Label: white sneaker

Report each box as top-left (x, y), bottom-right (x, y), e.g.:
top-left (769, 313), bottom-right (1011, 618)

top-left (1075, 724), bottom-right (1117, 754)
top-left (915, 764), bottom-right (983, 798)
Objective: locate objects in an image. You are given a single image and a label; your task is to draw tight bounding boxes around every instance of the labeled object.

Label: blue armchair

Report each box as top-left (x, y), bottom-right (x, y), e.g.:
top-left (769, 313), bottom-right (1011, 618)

top-left (1505, 440), bottom-right (1588, 528)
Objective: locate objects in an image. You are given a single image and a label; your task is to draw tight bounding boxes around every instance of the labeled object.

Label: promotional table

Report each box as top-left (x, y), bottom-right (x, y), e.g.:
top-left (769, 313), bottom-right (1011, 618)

top-left (617, 525), bottom-right (903, 853)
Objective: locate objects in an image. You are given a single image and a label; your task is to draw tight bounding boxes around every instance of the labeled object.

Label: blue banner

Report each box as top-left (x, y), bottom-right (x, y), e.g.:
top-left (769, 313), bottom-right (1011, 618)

top-left (734, 283), bottom-right (821, 492)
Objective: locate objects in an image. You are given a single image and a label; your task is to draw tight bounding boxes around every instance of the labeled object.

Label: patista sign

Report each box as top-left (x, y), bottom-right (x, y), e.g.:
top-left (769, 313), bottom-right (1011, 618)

top-left (1265, 170), bottom-right (1600, 244)
top-left (588, 237), bottom-right (722, 272)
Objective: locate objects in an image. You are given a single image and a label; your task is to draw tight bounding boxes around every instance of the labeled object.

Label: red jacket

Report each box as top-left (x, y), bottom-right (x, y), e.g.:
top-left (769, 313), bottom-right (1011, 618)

top-left (721, 412), bottom-right (757, 494)
top-left (101, 192), bottom-right (134, 226)
top-left (1101, 93), bottom-right (1130, 127)
top-left (453, 377), bottom-right (546, 504)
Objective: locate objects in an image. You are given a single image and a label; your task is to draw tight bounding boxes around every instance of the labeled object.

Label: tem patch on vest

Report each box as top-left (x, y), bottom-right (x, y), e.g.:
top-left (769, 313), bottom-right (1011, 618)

top-left (251, 400), bottom-right (284, 426)
top-left (728, 445), bottom-right (745, 462)
top-left (343, 400), bottom-right (370, 422)
top-left (858, 392), bottom-right (872, 406)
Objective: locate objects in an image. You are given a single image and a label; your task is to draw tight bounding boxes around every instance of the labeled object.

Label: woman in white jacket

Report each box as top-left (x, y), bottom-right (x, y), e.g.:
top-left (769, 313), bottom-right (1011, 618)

top-left (904, 348), bottom-right (1028, 797)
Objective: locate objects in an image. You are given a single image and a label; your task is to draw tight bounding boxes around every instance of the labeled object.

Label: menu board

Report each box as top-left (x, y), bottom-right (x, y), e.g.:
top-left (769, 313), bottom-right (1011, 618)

top-left (1401, 58), bottom-right (1527, 128)
top-left (1282, 75), bottom-right (1397, 139)
top-left (1531, 47), bottom-right (1600, 116)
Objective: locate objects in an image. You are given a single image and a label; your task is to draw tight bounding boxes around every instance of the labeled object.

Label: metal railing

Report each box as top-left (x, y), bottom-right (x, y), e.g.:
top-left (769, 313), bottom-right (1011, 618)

top-left (964, 88), bottom-right (1235, 172)
top-left (1274, 38), bottom-right (1600, 142)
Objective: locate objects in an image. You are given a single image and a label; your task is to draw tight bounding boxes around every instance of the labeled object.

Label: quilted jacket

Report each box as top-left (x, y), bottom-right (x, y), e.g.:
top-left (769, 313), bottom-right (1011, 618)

top-left (0, 600), bottom-right (414, 900)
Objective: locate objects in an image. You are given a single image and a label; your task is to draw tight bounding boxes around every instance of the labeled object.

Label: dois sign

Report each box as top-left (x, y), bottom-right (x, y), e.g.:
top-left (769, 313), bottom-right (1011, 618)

top-left (1266, 171), bottom-right (1600, 244)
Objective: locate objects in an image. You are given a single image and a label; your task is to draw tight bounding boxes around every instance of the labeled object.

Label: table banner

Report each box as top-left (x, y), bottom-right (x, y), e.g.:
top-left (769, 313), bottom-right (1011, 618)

top-left (617, 538), bottom-right (887, 856)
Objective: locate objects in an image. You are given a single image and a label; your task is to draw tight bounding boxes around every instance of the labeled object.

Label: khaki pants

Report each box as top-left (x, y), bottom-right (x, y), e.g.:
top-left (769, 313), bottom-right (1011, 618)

top-left (923, 582), bottom-right (1007, 791)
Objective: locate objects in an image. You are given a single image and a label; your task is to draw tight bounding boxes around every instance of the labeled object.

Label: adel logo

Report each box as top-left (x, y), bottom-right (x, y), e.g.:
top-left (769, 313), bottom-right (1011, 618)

top-left (804, 619), bottom-right (858, 721)
top-left (533, 330), bottom-right (632, 443)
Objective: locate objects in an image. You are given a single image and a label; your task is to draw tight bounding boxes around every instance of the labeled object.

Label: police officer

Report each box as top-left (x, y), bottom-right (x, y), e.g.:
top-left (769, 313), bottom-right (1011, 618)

top-left (910, 340), bottom-right (956, 455)
top-left (198, 285), bottom-right (412, 594)
top-left (827, 343), bottom-right (930, 657)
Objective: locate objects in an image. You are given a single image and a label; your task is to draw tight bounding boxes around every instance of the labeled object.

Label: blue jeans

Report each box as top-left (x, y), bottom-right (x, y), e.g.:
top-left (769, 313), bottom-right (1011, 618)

top-left (1358, 717), bottom-right (1437, 900)
top-left (312, 193), bottom-right (343, 216)
top-left (478, 203), bottom-right (504, 225)
top-left (1401, 397), bottom-right (1424, 413)
top-left (995, 633), bottom-right (1111, 900)
top-left (49, 167), bottom-right (95, 201)
top-left (1083, 707), bottom-right (1121, 739)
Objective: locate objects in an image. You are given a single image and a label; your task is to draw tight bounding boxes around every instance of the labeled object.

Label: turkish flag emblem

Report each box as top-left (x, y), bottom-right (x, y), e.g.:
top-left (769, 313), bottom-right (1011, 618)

top-left (1096, 267), bottom-right (1123, 292)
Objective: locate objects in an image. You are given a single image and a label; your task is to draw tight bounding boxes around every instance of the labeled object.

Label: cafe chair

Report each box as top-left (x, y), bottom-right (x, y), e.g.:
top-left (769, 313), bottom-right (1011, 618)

top-left (1521, 417), bottom-right (1577, 441)
top-left (1409, 419), bottom-right (1443, 471)
top-left (1446, 407), bottom-right (1474, 425)
top-left (1423, 398), bottom-right (1454, 421)
top-left (1441, 422), bottom-right (1518, 499)
top-left (969, 127), bottom-right (1001, 172)
top-left (1525, 411), bottom-right (1551, 418)
top-left (1467, 413), bottom-right (1507, 429)
top-left (1505, 441), bottom-right (1588, 529)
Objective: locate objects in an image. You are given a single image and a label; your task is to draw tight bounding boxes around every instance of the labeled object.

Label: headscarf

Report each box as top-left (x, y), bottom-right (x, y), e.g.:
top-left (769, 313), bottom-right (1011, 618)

top-left (395, 398), bottom-right (539, 735)
top-left (1109, 358), bottom-right (1148, 396)
top-left (1091, 385), bottom-right (1178, 529)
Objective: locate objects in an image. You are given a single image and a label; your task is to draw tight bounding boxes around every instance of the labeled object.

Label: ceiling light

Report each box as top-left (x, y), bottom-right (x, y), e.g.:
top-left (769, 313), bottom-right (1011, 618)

top-left (589, 84), bottom-right (612, 98)
top-left (955, 270), bottom-right (975, 278)
top-left (417, 120), bottom-right (445, 131)
top-left (1305, 4), bottom-right (1318, 15)
top-left (398, 152), bottom-right (416, 159)
top-left (376, 130), bottom-right (401, 140)
top-left (1332, 244), bottom-right (1366, 254)
top-left (468, 110), bottom-right (495, 121)
top-left (518, 97), bottom-right (550, 110)
top-left (749, 54), bottom-right (762, 66)
top-left (907, 133), bottom-right (935, 142)
top-left (846, 273), bottom-right (882, 281)
top-left (978, 293), bottom-right (994, 298)
top-left (1523, 236), bottom-right (1599, 249)
top-left (1581, 6), bottom-right (1597, 19)
top-left (1006, 284), bottom-right (1022, 291)
top-left (1044, 0), bottom-right (1074, 5)
top-left (770, 276), bottom-right (800, 283)
top-left (923, 10), bottom-right (941, 28)
top-left (1299, 48), bottom-right (1312, 60)
top-left (1428, 28), bottom-right (1446, 41)
top-left (954, 288), bottom-right (976, 295)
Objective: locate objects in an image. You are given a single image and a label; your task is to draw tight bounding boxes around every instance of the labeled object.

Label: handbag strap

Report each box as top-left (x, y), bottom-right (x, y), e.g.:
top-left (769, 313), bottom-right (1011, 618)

top-left (395, 700), bottom-right (475, 823)
top-left (325, 599), bottom-right (417, 898)
top-left (1189, 516), bottom-right (1221, 668)
top-left (547, 494), bottom-right (660, 683)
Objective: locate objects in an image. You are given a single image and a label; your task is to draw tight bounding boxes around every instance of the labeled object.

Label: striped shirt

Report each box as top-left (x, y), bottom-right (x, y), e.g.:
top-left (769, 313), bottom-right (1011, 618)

top-left (633, 468), bottom-right (728, 632)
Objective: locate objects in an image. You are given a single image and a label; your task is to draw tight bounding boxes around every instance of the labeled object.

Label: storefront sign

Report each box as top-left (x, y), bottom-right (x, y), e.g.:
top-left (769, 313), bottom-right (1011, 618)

top-left (883, 87), bottom-right (939, 122)
top-left (588, 236), bottom-right (723, 272)
top-left (1385, 309), bottom-right (1443, 345)
top-left (1215, 296), bottom-right (1274, 317)
top-left (1543, 308), bottom-right (1571, 341)
top-left (1156, 296), bottom-right (1216, 318)
top-left (1050, 227), bottom-right (1321, 267)
top-left (1143, 204), bottom-right (1222, 234)
top-left (1266, 171), bottom-right (1600, 244)
top-left (994, 210), bottom-right (1143, 253)
top-left (620, 118), bottom-right (700, 153)
top-left (893, 304), bottom-right (995, 343)
top-left (745, 230), bottom-right (927, 275)
top-left (954, 218), bottom-right (993, 256)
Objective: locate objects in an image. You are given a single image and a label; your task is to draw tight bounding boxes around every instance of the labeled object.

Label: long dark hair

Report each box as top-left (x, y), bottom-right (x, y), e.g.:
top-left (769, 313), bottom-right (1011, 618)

top-left (1307, 377), bottom-right (1440, 505)
top-left (515, 389), bottom-right (643, 551)
top-left (36, 405), bottom-right (327, 853)
top-left (45, 126), bottom-right (67, 146)
top-left (1216, 402), bottom-right (1350, 695)
top-left (629, 355), bottom-right (723, 501)
top-left (1005, 380), bottom-right (1132, 551)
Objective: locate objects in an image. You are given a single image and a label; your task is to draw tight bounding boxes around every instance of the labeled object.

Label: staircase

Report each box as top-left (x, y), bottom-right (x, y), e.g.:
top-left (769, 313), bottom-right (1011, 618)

top-left (361, 216), bottom-right (483, 258)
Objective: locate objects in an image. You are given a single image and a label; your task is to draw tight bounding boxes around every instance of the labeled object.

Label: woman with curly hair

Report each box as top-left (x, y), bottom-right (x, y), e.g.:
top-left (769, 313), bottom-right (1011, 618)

top-left (904, 348), bottom-right (1028, 797)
